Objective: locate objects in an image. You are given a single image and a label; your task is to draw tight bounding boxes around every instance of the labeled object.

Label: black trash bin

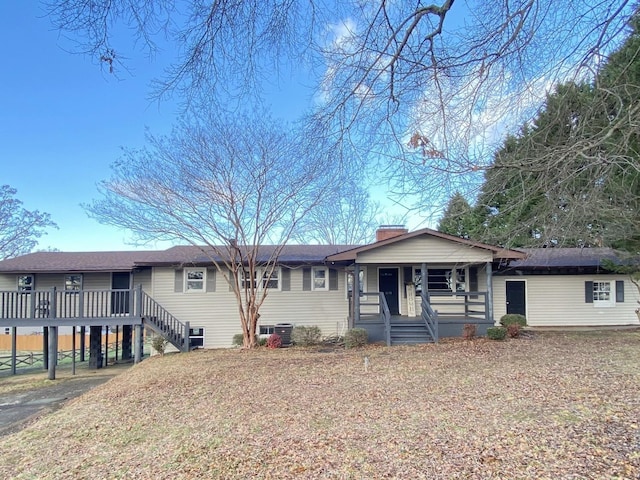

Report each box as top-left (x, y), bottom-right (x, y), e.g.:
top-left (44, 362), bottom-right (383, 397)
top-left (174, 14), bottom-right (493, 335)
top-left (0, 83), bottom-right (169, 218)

top-left (274, 323), bottom-right (293, 346)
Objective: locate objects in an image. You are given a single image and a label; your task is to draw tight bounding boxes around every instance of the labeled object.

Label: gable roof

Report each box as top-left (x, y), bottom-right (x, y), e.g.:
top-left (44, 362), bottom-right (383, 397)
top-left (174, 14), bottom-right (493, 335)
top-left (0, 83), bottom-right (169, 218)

top-left (325, 227), bottom-right (526, 262)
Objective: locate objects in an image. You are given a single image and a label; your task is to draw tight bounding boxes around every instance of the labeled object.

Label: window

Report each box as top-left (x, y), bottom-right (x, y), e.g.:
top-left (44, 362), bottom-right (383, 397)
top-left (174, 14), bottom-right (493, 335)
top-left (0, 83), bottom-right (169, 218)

top-left (262, 268), bottom-right (280, 290)
top-left (259, 325), bottom-right (275, 335)
top-left (185, 269), bottom-right (205, 292)
top-left (346, 268), bottom-right (366, 297)
top-left (312, 267), bottom-right (328, 291)
top-left (593, 281), bottom-right (613, 306)
top-left (414, 268), bottom-right (466, 293)
top-left (18, 275), bottom-right (34, 292)
top-left (189, 327), bottom-right (205, 348)
top-left (65, 274), bottom-right (83, 291)
top-left (240, 269), bottom-right (257, 290)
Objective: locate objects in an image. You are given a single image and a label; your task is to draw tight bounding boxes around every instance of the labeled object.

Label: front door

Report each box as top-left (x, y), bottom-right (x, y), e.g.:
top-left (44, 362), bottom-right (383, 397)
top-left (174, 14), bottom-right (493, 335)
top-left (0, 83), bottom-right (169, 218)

top-left (379, 268), bottom-right (400, 315)
top-left (506, 280), bottom-right (526, 316)
top-left (111, 272), bottom-right (131, 314)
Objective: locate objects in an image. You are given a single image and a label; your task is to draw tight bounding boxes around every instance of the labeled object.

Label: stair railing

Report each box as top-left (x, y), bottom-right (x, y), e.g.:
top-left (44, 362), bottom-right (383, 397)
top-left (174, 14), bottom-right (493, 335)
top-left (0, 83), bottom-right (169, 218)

top-left (421, 293), bottom-right (439, 343)
top-left (140, 291), bottom-right (190, 352)
top-left (378, 292), bottom-right (392, 347)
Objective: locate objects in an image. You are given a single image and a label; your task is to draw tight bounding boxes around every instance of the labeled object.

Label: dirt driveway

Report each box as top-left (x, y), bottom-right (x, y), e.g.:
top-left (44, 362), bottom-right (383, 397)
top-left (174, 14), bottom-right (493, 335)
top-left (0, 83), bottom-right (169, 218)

top-left (0, 362), bottom-right (131, 435)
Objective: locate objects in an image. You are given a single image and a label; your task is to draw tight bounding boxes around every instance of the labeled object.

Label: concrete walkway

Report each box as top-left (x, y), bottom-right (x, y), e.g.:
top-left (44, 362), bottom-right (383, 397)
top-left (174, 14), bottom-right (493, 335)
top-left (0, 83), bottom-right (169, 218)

top-left (0, 362), bottom-right (131, 435)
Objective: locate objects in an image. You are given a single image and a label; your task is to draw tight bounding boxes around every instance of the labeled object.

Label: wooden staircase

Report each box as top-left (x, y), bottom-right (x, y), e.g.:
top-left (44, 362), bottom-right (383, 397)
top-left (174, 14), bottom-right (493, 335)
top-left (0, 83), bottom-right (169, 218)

top-left (140, 292), bottom-right (191, 352)
top-left (389, 320), bottom-right (435, 345)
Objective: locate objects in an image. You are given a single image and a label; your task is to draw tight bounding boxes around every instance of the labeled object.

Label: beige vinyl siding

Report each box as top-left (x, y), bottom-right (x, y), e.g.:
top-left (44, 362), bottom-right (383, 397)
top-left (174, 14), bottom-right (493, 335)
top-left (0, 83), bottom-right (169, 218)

top-left (134, 269), bottom-right (152, 293)
top-left (493, 275), bottom-right (640, 327)
top-left (0, 274), bottom-right (16, 290)
top-left (150, 266), bottom-right (349, 348)
top-left (357, 236), bottom-right (494, 264)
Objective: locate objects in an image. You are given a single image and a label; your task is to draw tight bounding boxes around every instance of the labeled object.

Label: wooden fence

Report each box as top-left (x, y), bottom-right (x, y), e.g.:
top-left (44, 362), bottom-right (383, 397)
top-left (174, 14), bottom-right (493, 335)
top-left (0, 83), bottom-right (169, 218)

top-left (0, 339), bottom-right (126, 371)
top-left (0, 333), bottom-right (120, 352)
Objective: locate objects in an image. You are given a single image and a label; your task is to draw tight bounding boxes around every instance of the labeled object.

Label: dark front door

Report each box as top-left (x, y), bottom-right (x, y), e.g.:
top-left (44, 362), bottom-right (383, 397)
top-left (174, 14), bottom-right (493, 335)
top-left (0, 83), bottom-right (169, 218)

top-left (111, 272), bottom-right (131, 314)
top-left (379, 268), bottom-right (400, 315)
top-left (506, 281), bottom-right (526, 316)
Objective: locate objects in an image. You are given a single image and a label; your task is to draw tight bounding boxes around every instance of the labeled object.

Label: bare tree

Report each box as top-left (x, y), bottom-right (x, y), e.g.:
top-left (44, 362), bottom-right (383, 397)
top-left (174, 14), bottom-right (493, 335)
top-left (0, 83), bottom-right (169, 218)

top-left (293, 182), bottom-right (386, 245)
top-left (46, 1), bottom-right (637, 233)
top-left (86, 110), bottom-right (340, 348)
top-left (0, 185), bottom-right (57, 260)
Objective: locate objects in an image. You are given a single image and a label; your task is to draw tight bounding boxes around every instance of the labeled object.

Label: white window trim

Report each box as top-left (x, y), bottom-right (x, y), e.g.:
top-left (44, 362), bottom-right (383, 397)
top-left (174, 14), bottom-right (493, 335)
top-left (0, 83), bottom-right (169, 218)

top-left (312, 267), bottom-right (329, 291)
top-left (17, 274), bottom-right (34, 292)
top-left (413, 267), bottom-right (468, 294)
top-left (239, 267), bottom-right (281, 291)
top-left (65, 274), bottom-right (83, 291)
top-left (262, 267), bottom-right (281, 291)
top-left (184, 268), bottom-right (206, 293)
top-left (592, 280), bottom-right (614, 307)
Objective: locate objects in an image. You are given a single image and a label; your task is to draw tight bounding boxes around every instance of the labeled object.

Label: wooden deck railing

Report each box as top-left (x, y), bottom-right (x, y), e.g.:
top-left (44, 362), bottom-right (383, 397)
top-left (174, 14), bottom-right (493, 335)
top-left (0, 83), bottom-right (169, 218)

top-left (0, 288), bottom-right (137, 322)
top-left (140, 292), bottom-right (190, 352)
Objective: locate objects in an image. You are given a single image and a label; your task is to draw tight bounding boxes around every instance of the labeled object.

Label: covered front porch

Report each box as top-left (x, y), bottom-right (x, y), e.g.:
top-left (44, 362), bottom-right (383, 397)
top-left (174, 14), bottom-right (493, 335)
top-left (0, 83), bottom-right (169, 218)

top-left (325, 227), bottom-right (526, 345)
top-left (346, 262), bottom-right (496, 345)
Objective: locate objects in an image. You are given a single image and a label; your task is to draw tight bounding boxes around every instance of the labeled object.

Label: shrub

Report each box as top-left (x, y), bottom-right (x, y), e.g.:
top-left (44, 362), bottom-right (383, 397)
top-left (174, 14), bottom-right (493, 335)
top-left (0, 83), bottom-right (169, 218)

top-left (258, 336), bottom-right (267, 347)
top-left (500, 314), bottom-right (527, 328)
top-left (291, 326), bottom-right (322, 347)
top-left (344, 328), bottom-right (368, 348)
top-left (232, 333), bottom-right (244, 346)
top-left (151, 335), bottom-right (168, 356)
top-left (462, 323), bottom-right (477, 340)
top-left (266, 333), bottom-right (282, 349)
top-left (507, 324), bottom-right (521, 338)
top-left (487, 326), bottom-right (507, 341)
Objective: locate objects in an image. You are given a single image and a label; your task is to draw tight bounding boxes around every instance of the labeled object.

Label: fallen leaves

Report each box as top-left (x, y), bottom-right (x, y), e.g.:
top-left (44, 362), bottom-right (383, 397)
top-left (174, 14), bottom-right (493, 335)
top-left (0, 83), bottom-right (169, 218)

top-left (0, 331), bottom-right (639, 479)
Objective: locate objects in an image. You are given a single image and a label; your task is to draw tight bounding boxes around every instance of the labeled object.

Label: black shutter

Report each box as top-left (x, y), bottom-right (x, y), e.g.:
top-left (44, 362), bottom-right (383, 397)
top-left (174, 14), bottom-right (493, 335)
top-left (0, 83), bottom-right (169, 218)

top-left (616, 280), bottom-right (624, 303)
top-left (206, 268), bottom-right (216, 292)
top-left (329, 268), bottom-right (338, 290)
top-left (281, 268), bottom-right (291, 291)
top-left (303, 268), bottom-right (311, 291)
top-left (403, 267), bottom-right (413, 297)
top-left (585, 281), bottom-right (594, 303)
top-left (469, 267), bottom-right (478, 299)
top-left (174, 270), bottom-right (183, 293)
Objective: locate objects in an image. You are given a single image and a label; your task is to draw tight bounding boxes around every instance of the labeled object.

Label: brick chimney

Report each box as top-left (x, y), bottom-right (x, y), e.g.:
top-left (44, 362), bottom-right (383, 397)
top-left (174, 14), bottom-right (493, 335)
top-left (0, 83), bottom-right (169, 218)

top-left (375, 225), bottom-right (409, 242)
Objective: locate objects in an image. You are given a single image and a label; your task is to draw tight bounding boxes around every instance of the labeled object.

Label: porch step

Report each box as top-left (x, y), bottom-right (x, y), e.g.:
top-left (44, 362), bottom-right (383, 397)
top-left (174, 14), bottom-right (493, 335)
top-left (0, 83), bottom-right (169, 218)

top-left (390, 322), bottom-right (434, 345)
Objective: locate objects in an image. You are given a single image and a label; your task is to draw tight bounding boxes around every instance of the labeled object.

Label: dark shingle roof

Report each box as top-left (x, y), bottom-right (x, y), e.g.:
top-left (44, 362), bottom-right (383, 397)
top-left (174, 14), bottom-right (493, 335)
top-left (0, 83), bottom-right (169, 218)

top-left (0, 251), bottom-right (165, 273)
top-left (506, 247), bottom-right (622, 269)
top-left (0, 245), bottom-right (358, 273)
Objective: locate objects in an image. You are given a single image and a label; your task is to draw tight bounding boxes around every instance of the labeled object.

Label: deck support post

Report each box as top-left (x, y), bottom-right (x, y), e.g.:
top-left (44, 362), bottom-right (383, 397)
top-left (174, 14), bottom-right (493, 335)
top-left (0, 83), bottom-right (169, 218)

top-left (104, 326), bottom-right (109, 368)
top-left (47, 326), bottom-right (57, 380)
top-left (10, 326), bottom-right (17, 375)
top-left (485, 262), bottom-right (494, 325)
top-left (121, 325), bottom-right (132, 360)
top-left (134, 324), bottom-right (142, 364)
top-left (80, 326), bottom-right (86, 362)
top-left (353, 262), bottom-right (360, 326)
top-left (71, 326), bottom-right (76, 375)
top-left (89, 326), bottom-right (102, 369)
top-left (43, 327), bottom-right (49, 370)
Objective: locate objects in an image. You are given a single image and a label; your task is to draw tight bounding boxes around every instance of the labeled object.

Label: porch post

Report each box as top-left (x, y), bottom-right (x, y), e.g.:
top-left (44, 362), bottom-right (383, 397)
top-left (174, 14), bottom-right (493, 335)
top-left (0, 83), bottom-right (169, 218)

top-left (71, 326), bottom-right (76, 376)
top-left (353, 262), bottom-right (360, 325)
top-left (485, 261), bottom-right (494, 325)
top-left (80, 326), bottom-right (86, 362)
top-left (421, 262), bottom-right (428, 311)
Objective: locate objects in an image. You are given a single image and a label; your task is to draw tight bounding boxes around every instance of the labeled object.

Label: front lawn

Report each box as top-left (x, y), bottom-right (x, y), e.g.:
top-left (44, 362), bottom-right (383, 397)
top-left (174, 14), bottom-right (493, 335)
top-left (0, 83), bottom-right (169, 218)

top-left (0, 331), bottom-right (638, 479)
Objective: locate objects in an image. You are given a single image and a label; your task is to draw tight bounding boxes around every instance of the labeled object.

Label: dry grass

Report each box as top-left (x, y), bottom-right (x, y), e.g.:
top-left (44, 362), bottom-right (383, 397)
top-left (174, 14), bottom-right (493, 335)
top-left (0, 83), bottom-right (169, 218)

top-left (0, 331), bottom-right (639, 479)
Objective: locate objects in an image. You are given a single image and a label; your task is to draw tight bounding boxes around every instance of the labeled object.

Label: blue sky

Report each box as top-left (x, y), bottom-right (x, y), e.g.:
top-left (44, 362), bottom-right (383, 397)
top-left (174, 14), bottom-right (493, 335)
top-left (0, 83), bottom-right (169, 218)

top-left (0, 3), bottom-right (315, 252)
